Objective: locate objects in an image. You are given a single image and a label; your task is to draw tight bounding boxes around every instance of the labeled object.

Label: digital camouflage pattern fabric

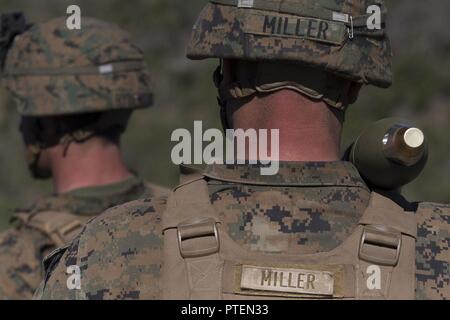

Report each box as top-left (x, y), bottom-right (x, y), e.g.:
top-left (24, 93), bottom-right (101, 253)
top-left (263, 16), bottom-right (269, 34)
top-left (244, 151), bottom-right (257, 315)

top-left (37, 162), bottom-right (450, 300)
top-left (28, 163), bottom-right (382, 297)
top-left (187, 0), bottom-right (393, 88)
top-left (0, 176), bottom-right (168, 300)
top-left (415, 203), bottom-right (450, 299)
top-left (2, 17), bottom-right (153, 116)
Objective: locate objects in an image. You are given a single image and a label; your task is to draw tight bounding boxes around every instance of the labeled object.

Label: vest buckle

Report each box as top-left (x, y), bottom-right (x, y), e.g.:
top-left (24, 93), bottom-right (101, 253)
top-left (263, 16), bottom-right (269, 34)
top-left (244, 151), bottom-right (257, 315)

top-left (177, 218), bottom-right (220, 258)
top-left (359, 225), bottom-right (402, 266)
top-left (50, 219), bottom-right (84, 247)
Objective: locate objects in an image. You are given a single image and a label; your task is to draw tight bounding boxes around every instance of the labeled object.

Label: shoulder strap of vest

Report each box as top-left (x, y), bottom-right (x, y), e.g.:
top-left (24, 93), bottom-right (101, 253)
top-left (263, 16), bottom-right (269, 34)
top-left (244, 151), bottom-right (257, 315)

top-left (164, 175), bottom-right (417, 234)
top-left (359, 192), bottom-right (416, 237)
top-left (13, 210), bottom-right (88, 248)
top-left (356, 192), bottom-right (416, 273)
top-left (163, 178), bottom-right (417, 245)
top-left (163, 176), bottom-right (417, 299)
top-left (162, 165), bottom-right (217, 231)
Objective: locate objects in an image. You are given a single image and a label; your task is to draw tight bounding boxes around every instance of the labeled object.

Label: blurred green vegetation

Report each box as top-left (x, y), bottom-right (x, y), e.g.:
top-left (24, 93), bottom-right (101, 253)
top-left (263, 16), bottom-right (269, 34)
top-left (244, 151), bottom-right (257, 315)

top-left (0, 0), bottom-right (449, 231)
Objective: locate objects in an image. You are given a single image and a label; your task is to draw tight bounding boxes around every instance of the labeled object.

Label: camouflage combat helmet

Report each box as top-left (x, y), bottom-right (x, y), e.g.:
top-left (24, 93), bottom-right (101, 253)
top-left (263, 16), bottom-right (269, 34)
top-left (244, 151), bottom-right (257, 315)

top-left (0, 16), bottom-right (154, 179)
top-left (187, 0), bottom-right (393, 88)
top-left (2, 16), bottom-right (153, 116)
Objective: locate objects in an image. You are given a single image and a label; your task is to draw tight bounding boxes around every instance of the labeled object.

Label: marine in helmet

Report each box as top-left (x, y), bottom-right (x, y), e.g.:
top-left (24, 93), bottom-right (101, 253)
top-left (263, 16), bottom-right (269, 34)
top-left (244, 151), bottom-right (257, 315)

top-left (0, 15), bottom-right (169, 299)
top-left (38, 1), bottom-right (449, 300)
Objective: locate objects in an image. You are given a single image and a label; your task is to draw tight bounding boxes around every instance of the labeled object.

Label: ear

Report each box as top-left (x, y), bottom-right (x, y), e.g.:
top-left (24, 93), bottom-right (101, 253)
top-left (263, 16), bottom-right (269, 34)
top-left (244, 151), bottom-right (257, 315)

top-left (348, 82), bottom-right (363, 105)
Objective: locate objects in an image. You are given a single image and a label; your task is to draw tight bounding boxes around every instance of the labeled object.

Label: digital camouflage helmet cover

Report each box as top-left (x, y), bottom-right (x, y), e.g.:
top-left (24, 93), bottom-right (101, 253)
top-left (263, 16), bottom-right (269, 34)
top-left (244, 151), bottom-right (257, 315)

top-left (186, 0), bottom-right (393, 112)
top-left (0, 16), bottom-right (154, 178)
top-left (2, 16), bottom-right (153, 116)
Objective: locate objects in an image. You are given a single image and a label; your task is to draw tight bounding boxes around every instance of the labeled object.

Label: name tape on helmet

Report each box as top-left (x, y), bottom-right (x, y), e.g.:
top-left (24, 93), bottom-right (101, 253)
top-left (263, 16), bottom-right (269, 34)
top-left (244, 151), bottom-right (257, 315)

top-left (243, 12), bottom-right (347, 45)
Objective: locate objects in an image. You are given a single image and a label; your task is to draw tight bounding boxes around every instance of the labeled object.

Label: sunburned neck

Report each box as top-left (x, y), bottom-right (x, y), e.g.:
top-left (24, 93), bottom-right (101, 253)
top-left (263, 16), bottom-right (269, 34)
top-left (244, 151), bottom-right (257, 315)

top-left (48, 138), bottom-right (132, 194)
top-left (230, 90), bottom-right (343, 162)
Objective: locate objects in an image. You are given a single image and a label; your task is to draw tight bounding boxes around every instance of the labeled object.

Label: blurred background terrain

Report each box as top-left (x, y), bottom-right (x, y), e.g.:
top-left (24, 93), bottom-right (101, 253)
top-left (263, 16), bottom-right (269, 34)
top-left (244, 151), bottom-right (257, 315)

top-left (0, 0), bottom-right (449, 230)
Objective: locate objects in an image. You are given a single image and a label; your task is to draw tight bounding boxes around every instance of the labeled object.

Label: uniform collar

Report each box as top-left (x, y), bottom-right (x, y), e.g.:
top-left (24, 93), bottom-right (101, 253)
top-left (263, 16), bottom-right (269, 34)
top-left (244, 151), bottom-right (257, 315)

top-left (64, 175), bottom-right (143, 198)
top-left (20, 176), bottom-right (146, 216)
top-left (203, 161), bottom-right (368, 188)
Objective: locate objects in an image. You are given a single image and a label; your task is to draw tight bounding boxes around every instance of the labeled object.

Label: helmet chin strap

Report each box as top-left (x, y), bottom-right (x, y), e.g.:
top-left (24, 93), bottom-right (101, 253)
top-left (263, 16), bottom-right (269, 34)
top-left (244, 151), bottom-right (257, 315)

top-left (20, 110), bottom-right (131, 180)
top-left (24, 130), bottom-right (97, 180)
top-left (213, 60), bottom-right (230, 131)
top-left (25, 144), bottom-right (51, 180)
top-left (59, 130), bottom-right (96, 157)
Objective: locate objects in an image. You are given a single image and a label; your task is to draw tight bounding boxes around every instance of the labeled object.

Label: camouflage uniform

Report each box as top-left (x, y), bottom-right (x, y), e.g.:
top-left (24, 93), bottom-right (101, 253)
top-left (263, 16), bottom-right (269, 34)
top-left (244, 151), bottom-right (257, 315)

top-left (0, 16), bottom-right (169, 299)
top-left (36, 163), bottom-right (450, 299)
top-left (37, 1), bottom-right (450, 299)
top-left (0, 176), bottom-right (167, 300)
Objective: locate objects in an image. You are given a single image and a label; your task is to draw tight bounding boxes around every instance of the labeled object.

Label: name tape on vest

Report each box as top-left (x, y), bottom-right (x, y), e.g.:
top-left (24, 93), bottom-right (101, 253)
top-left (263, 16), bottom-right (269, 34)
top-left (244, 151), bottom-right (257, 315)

top-left (243, 12), bottom-right (347, 45)
top-left (240, 265), bottom-right (334, 296)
